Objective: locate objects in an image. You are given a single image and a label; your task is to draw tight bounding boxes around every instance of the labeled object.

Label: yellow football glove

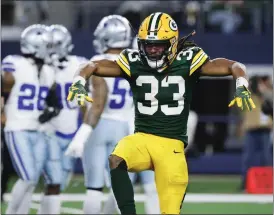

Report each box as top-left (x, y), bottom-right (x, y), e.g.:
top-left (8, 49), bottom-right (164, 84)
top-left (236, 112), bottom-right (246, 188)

top-left (228, 86), bottom-right (256, 111)
top-left (67, 81), bottom-right (93, 106)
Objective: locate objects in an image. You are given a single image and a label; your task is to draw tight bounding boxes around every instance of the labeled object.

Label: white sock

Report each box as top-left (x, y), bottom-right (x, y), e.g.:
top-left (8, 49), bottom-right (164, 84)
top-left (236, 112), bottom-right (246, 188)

top-left (83, 190), bottom-right (103, 214)
top-left (17, 186), bottom-right (35, 214)
top-left (38, 195), bottom-right (61, 214)
top-left (102, 190), bottom-right (120, 214)
top-left (143, 183), bottom-right (161, 214)
top-left (5, 179), bottom-right (35, 214)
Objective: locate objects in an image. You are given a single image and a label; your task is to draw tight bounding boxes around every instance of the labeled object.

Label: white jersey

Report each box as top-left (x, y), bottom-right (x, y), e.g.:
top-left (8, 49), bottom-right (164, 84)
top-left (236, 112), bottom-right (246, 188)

top-left (50, 55), bottom-right (88, 137)
top-left (2, 55), bottom-right (55, 131)
top-left (90, 53), bottom-right (134, 122)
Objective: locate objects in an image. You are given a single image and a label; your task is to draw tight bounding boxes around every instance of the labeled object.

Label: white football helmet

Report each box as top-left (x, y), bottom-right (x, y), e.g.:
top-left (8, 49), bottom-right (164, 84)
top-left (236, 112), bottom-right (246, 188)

top-left (93, 15), bottom-right (132, 54)
top-left (132, 36), bottom-right (138, 50)
top-left (20, 24), bottom-right (53, 63)
top-left (49, 24), bottom-right (74, 60)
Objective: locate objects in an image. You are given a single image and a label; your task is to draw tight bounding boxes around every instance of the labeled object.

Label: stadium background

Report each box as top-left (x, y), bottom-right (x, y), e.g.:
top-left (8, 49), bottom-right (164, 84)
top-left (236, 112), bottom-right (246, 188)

top-left (1, 0), bottom-right (273, 214)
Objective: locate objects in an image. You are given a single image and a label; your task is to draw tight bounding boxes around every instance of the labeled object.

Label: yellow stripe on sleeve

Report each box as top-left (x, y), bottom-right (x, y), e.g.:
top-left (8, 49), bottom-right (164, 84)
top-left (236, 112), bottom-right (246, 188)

top-left (120, 53), bottom-right (129, 66)
top-left (118, 55), bottom-right (129, 70)
top-left (116, 57), bottom-right (131, 77)
top-left (189, 54), bottom-right (209, 76)
top-left (191, 49), bottom-right (203, 66)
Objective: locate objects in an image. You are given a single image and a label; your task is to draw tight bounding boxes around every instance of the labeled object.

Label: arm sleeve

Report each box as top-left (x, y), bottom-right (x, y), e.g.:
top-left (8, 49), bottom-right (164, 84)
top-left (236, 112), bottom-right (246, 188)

top-left (2, 56), bottom-right (16, 74)
top-left (189, 47), bottom-right (210, 76)
top-left (115, 49), bottom-right (131, 78)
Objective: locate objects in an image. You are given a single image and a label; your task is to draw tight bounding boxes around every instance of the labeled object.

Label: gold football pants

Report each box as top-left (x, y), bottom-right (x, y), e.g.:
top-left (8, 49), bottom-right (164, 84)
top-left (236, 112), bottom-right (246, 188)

top-left (112, 132), bottom-right (188, 214)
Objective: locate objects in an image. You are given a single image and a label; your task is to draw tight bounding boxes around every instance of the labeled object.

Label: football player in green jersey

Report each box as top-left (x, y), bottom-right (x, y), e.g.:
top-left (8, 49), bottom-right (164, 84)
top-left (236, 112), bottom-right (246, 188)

top-left (67, 12), bottom-right (255, 214)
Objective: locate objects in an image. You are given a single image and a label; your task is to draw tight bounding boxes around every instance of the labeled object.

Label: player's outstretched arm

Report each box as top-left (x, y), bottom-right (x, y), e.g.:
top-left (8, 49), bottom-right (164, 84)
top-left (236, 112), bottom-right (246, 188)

top-left (200, 58), bottom-right (256, 111)
top-left (84, 76), bottom-right (108, 128)
top-left (200, 58), bottom-right (246, 78)
top-left (67, 60), bottom-right (122, 106)
top-left (79, 59), bottom-right (122, 79)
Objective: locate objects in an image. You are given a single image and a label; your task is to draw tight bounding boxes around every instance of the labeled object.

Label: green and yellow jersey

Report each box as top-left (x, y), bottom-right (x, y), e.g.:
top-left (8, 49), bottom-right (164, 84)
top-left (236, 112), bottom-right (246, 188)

top-left (116, 47), bottom-right (209, 146)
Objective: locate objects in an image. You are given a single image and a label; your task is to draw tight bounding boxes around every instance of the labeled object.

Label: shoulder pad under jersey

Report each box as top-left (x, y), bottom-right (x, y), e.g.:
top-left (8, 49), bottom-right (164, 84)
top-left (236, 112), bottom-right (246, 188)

top-left (115, 49), bottom-right (140, 78)
top-left (187, 47), bottom-right (210, 76)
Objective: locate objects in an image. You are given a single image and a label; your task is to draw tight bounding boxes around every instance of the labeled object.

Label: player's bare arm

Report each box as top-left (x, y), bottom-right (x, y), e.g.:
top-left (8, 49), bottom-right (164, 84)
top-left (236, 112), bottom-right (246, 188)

top-left (1, 72), bottom-right (14, 125)
top-left (2, 72), bottom-right (15, 93)
top-left (201, 58), bottom-right (247, 79)
top-left (1, 96), bottom-right (6, 125)
top-left (79, 59), bottom-right (122, 79)
top-left (84, 76), bottom-right (108, 128)
top-left (201, 58), bottom-right (255, 111)
top-left (1, 71), bottom-right (15, 124)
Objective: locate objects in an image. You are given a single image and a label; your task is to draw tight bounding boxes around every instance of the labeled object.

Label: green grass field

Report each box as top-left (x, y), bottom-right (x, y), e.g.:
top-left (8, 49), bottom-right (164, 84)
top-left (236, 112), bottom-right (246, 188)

top-left (2, 198), bottom-right (272, 214)
top-left (1, 174), bottom-right (273, 214)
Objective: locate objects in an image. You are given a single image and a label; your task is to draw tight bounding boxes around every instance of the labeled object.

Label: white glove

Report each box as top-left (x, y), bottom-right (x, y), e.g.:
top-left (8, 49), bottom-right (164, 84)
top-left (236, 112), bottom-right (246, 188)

top-left (65, 123), bottom-right (93, 158)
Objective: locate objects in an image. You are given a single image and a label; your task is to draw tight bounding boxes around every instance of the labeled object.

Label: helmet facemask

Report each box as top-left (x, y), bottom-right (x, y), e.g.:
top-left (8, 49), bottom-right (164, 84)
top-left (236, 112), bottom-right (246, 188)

top-left (138, 38), bottom-right (177, 70)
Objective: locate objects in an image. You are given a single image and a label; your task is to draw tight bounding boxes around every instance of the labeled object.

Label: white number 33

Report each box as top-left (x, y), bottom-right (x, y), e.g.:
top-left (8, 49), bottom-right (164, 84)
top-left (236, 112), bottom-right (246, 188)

top-left (176, 49), bottom-right (193, 61)
top-left (136, 76), bottom-right (185, 116)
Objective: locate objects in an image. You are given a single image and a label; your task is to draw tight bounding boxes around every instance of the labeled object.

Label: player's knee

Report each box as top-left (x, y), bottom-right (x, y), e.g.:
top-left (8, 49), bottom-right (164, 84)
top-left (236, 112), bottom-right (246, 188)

top-left (44, 184), bottom-right (61, 195)
top-left (108, 154), bottom-right (127, 170)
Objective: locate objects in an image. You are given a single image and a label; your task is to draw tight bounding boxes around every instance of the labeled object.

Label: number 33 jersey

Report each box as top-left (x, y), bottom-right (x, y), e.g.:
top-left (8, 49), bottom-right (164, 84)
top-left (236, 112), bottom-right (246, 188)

top-left (115, 47), bottom-right (209, 146)
top-left (90, 53), bottom-right (134, 122)
top-left (2, 55), bottom-right (55, 131)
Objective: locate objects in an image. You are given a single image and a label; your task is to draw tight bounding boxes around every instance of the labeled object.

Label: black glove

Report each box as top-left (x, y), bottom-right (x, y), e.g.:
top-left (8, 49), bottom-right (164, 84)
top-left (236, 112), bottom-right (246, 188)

top-left (39, 107), bottom-right (61, 123)
top-left (262, 98), bottom-right (273, 117)
top-left (46, 85), bottom-right (61, 108)
top-left (39, 84), bottom-right (62, 123)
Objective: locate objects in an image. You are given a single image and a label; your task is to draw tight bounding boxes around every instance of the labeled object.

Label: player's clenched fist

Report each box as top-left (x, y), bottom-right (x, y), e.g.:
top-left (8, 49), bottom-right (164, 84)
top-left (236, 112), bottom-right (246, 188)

top-left (67, 77), bottom-right (93, 106)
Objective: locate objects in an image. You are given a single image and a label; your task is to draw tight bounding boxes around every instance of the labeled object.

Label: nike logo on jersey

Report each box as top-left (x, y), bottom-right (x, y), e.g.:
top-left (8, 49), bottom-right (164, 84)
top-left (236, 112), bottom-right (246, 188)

top-left (173, 150), bottom-right (182, 154)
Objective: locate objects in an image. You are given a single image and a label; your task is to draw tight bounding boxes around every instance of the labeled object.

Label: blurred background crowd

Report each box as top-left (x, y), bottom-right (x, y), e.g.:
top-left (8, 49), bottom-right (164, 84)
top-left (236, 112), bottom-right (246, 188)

top-left (2, 0), bottom-right (273, 34)
top-left (1, 0), bottom-right (273, 213)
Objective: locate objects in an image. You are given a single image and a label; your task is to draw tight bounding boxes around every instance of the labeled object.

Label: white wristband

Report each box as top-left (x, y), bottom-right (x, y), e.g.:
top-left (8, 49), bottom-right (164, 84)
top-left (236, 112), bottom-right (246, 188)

top-left (236, 77), bottom-right (249, 89)
top-left (73, 76), bottom-right (86, 86)
top-left (232, 62), bottom-right (246, 72)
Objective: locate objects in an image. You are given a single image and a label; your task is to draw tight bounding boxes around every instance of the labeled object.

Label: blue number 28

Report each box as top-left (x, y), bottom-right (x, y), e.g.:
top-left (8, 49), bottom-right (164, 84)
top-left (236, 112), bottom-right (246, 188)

top-left (109, 77), bottom-right (132, 109)
top-left (18, 84), bottom-right (49, 110)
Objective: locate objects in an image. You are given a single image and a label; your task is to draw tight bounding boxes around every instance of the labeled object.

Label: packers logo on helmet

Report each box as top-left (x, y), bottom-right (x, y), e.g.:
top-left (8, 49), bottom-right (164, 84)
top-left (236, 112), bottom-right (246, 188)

top-left (137, 12), bottom-right (179, 71)
top-left (169, 20), bottom-right (178, 31)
